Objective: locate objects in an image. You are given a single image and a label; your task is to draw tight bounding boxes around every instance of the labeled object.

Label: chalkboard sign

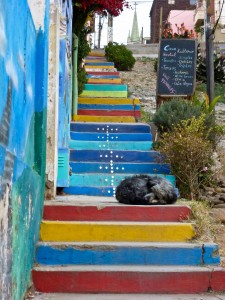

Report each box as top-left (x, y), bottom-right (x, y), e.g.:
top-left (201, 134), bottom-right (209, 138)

top-left (157, 39), bottom-right (197, 96)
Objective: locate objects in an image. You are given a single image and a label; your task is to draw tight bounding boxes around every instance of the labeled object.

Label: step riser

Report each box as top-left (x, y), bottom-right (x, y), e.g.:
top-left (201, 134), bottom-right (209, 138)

top-left (40, 222), bottom-right (194, 242)
top-left (70, 123), bottom-right (148, 133)
top-left (43, 205), bottom-right (191, 222)
top-left (69, 150), bottom-right (162, 163)
top-left (69, 162), bottom-right (170, 174)
top-left (85, 62), bottom-right (114, 66)
top-left (69, 140), bottom-right (153, 151)
top-left (78, 104), bottom-right (141, 110)
top-left (77, 109), bottom-right (141, 117)
top-left (87, 75), bottom-right (120, 79)
top-left (35, 244), bottom-right (219, 266)
top-left (72, 116), bottom-right (136, 123)
top-left (78, 98), bottom-right (140, 105)
top-left (87, 72), bottom-right (120, 76)
top-left (33, 269), bottom-right (225, 293)
top-left (70, 133), bottom-right (152, 142)
top-left (87, 79), bottom-right (122, 84)
top-left (68, 174), bottom-right (175, 187)
top-left (80, 91), bottom-right (128, 98)
top-left (85, 84), bottom-right (127, 91)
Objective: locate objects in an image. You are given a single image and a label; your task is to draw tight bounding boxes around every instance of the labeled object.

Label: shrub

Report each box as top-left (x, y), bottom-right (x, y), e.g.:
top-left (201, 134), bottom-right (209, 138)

top-left (78, 27), bottom-right (91, 66)
top-left (158, 116), bottom-right (214, 200)
top-left (152, 99), bottom-right (202, 133)
top-left (153, 58), bottom-right (158, 72)
top-left (105, 42), bottom-right (135, 71)
top-left (78, 67), bottom-right (88, 95)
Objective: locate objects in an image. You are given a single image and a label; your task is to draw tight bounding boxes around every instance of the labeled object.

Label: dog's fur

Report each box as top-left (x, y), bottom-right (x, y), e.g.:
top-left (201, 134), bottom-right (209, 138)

top-left (115, 175), bottom-right (177, 205)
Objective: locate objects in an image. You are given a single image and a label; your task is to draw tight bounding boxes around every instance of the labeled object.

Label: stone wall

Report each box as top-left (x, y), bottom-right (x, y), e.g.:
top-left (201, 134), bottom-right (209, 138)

top-left (0, 1), bottom-right (49, 299)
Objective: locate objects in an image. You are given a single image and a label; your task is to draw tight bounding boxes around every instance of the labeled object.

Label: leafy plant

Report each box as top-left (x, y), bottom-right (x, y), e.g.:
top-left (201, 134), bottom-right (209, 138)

top-left (158, 116), bottom-right (214, 200)
top-left (78, 67), bottom-right (88, 95)
top-left (78, 27), bottom-right (91, 66)
top-left (161, 22), bottom-right (196, 39)
top-left (105, 42), bottom-right (135, 71)
top-left (152, 98), bottom-right (202, 133)
top-left (153, 58), bottom-right (158, 72)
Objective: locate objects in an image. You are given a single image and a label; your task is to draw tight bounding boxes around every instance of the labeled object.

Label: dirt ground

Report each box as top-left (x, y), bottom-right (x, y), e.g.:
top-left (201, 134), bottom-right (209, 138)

top-left (121, 58), bottom-right (225, 267)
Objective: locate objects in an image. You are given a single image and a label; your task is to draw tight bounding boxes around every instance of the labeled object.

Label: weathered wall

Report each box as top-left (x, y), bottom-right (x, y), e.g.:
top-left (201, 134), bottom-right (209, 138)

top-left (0, 1), bottom-right (49, 299)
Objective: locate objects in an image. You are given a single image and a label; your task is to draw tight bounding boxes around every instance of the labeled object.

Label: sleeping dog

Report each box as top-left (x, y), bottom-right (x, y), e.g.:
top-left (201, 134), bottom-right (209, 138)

top-left (115, 175), bottom-right (177, 205)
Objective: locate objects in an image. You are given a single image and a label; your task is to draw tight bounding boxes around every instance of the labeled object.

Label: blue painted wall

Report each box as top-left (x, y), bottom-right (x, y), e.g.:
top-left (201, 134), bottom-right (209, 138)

top-left (0, 1), bottom-right (49, 299)
top-left (57, 0), bottom-right (72, 187)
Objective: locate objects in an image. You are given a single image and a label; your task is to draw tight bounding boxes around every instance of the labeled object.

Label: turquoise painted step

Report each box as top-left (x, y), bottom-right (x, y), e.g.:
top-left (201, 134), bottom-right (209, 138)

top-left (69, 150), bottom-right (164, 163)
top-left (69, 140), bottom-right (153, 150)
top-left (68, 174), bottom-right (176, 187)
top-left (63, 186), bottom-right (179, 197)
top-left (70, 133), bottom-right (152, 142)
top-left (85, 62), bottom-right (114, 66)
top-left (78, 104), bottom-right (141, 110)
top-left (70, 162), bottom-right (170, 174)
top-left (84, 84), bottom-right (127, 91)
top-left (87, 74), bottom-right (120, 78)
top-left (35, 242), bottom-right (220, 266)
top-left (70, 123), bottom-right (151, 133)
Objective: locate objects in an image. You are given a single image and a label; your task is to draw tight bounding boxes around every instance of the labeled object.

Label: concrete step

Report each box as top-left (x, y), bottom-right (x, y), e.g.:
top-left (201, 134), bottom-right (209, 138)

top-left (70, 132), bottom-right (152, 141)
top-left (87, 78), bottom-right (122, 84)
top-left (35, 242), bottom-right (220, 266)
top-left (43, 198), bottom-right (191, 222)
top-left (69, 139), bottom-right (153, 150)
top-left (70, 122), bottom-right (149, 133)
top-left (79, 90), bottom-right (128, 98)
top-left (69, 162), bottom-right (170, 174)
top-left (78, 103), bottom-right (141, 111)
top-left (85, 62), bottom-right (114, 67)
top-left (32, 265), bottom-right (225, 293)
top-left (69, 149), bottom-right (162, 162)
top-left (85, 67), bottom-right (117, 71)
top-left (87, 71), bottom-right (120, 77)
top-left (72, 115), bottom-right (136, 123)
top-left (40, 221), bottom-right (195, 242)
top-left (77, 109), bottom-right (141, 118)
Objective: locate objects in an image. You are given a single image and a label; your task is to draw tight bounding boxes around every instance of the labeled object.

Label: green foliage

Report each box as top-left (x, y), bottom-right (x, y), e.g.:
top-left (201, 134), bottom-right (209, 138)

top-left (153, 58), bottom-right (158, 72)
top-left (152, 99), bottom-right (202, 133)
top-left (78, 28), bottom-right (91, 66)
top-left (158, 116), bottom-right (214, 200)
top-left (105, 42), bottom-right (135, 71)
top-left (196, 47), bottom-right (225, 83)
top-left (78, 67), bottom-right (88, 95)
top-left (195, 82), bottom-right (225, 103)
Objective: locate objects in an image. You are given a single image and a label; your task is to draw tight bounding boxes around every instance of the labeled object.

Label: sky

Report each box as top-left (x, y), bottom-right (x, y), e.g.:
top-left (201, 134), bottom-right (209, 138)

top-left (93, 1), bottom-right (153, 48)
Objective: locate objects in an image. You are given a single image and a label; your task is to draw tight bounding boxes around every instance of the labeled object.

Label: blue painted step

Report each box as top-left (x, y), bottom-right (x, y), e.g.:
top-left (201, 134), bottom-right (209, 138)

top-left (70, 150), bottom-right (165, 163)
top-left (69, 140), bottom-right (153, 151)
top-left (88, 74), bottom-right (120, 79)
top-left (70, 162), bottom-right (171, 174)
top-left (68, 174), bottom-right (176, 187)
top-left (70, 132), bottom-right (152, 142)
top-left (85, 62), bottom-right (114, 66)
top-left (35, 242), bottom-right (220, 266)
top-left (70, 123), bottom-right (151, 133)
top-left (78, 104), bottom-right (141, 110)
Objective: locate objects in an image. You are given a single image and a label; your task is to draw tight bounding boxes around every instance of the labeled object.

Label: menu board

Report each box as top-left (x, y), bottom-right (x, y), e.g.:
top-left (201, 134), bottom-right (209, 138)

top-left (157, 39), bottom-right (197, 96)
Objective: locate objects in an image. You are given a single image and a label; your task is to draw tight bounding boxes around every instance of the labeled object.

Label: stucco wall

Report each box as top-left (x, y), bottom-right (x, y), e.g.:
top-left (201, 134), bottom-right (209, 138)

top-left (0, 1), bottom-right (49, 299)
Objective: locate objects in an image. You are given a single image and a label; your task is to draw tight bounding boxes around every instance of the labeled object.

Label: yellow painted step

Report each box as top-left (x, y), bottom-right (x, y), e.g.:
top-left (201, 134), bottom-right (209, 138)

top-left (40, 221), bottom-right (195, 242)
top-left (85, 59), bottom-right (107, 63)
top-left (88, 78), bottom-right (122, 84)
top-left (73, 115), bottom-right (136, 123)
top-left (78, 97), bottom-right (140, 105)
top-left (88, 52), bottom-right (105, 57)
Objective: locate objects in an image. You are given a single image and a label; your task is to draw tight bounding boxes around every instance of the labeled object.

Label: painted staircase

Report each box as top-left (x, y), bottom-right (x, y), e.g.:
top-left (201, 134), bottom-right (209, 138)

top-left (32, 52), bottom-right (225, 294)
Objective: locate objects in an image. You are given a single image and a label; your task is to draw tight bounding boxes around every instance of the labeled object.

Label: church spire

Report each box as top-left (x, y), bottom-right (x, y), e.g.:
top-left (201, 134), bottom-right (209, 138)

top-left (130, 2), bottom-right (140, 43)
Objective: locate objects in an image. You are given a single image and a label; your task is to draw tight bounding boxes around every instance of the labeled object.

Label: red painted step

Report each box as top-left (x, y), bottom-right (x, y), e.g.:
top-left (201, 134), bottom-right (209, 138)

top-left (77, 109), bottom-right (141, 117)
top-left (32, 266), bottom-right (225, 294)
top-left (43, 201), bottom-right (191, 222)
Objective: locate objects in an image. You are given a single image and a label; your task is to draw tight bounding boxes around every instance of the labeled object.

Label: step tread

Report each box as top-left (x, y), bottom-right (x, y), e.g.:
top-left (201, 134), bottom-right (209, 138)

top-left (33, 265), bottom-right (217, 272)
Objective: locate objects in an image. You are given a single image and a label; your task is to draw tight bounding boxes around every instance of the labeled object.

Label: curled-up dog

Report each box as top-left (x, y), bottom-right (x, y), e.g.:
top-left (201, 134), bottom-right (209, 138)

top-left (115, 175), bottom-right (177, 205)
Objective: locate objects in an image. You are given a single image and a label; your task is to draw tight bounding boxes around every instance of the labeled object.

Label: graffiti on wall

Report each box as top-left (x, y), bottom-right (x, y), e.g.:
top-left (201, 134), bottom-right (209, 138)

top-left (0, 1), bottom-right (49, 299)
